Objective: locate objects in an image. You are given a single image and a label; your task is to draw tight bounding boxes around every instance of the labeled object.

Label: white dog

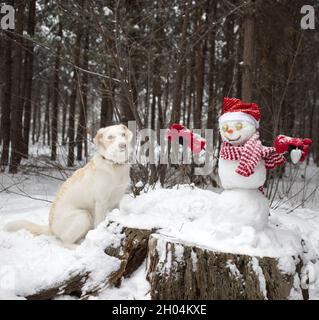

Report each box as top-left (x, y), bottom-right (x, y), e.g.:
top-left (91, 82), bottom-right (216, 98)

top-left (6, 124), bottom-right (133, 246)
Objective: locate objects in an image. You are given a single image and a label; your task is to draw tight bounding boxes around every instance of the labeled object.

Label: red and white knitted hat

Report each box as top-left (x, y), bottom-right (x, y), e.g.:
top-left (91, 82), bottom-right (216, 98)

top-left (219, 97), bottom-right (261, 128)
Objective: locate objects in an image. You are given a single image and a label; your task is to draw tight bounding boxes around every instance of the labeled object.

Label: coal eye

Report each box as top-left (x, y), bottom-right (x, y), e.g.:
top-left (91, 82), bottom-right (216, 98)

top-left (235, 122), bottom-right (243, 130)
top-left (107, 135), bottom-right (115, 140)
top-left (122, 132), bottom-right (126, 137)
top-left (222, 124), bottom-right (229, 132)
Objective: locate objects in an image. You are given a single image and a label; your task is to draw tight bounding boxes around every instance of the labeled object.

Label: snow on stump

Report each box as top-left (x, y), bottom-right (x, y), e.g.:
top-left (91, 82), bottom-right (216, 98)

top-left (146, 233), bottom-right (307, 300)
top-left (105, 224), bottom-right (154, 287)
top-left (25, 221), bottom-right (153, 300)
top-left (23, 221), bottom-right (307, 300)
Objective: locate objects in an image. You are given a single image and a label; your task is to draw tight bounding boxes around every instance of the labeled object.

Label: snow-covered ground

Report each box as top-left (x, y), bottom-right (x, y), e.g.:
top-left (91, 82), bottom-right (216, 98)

top-left (1, 161), bottom-right (319, 300)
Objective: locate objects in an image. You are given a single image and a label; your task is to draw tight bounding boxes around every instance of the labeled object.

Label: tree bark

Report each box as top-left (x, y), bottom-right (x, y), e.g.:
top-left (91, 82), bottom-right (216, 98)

top-left (222, 16), bottom-right (235, 98)
top-left (9, 1), bottom-right (26, 173)
top-left (22, 221), bottom-right (308, 300)
top-left (100, 76), bottom-right (114, 128)
top-left (146, 233), bottom-right (307, 300)
top-left (0, 30), bottom-right (12, 170)
top-left (26, 221), bottom-right (153, 300)
top-left (241, 0), bottom-right (255, 102)
top-left (62, 91), bottom-right (68, 146)
top-left (42, 84), bottom-right (51, 146)
top-left (67, 19), bottom-right (83, 167)
top-left (206, 2), bottom-right (217, 130)
top-left (193, 6), bottom-right (207, 129)
top-left (76, 28), bottom-right (89, 161)
top-left (171, 2), bottom-right (190, 124)
top-left (51, 23), bottom-right (62, 161)
top-left (21, 0), bottom-right (36, 158)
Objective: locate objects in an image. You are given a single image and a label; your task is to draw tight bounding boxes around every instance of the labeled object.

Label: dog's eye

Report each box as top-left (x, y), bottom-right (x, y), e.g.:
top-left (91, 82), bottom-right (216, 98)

top-left (122, 132), bottom-right (126, 137)
top-left (107, 135), bottom-right (115, 140)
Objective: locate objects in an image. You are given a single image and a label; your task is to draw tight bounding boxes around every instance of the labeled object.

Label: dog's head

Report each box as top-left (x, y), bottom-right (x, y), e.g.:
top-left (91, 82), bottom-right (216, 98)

top-left (94, 124), bottom-right (133, 164)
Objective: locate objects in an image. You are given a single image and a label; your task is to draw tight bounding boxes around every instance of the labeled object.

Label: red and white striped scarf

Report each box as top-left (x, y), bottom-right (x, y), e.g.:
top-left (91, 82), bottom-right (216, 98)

top-left (220, 133), bottom-right (286, 177)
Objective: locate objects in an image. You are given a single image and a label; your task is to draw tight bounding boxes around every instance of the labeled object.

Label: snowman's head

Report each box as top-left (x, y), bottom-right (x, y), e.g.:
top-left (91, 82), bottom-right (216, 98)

top-left (219, 120), bottom-right (256, 146)
top-left (219, 98), bottom-right (261, 146)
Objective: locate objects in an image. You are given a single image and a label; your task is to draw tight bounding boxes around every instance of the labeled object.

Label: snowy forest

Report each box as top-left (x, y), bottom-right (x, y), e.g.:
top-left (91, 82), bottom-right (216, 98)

top-left (1, 0), bottom-right (319, 301)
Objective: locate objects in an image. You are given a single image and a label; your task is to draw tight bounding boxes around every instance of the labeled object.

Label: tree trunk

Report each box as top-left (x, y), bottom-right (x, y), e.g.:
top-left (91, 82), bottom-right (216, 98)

top-left (51, 23), bottom-right (62, 161)
top-left (222, 16), bottom-right (235, 98)
top-left (62, 91), bottom-right (68, 146)
top-left (32, 82), bottom-right (42, 144)
top-left (241, 0), bottom-right (255, 102)
top-left (21, 0), bottom-right (36, 159)
top-left (67, 20), bottom-right (83, 167)
top-left (171, 2), bottom-right (190, 124)
top-left (0, 30), bottom-right (12, 170)
top-left (100, 82), bottom-right (114, 128)
top-left (31, 93), bottom-right (37, 145)
top-left (22, 221), bottom-right (308, 300)
top-left (43, 85), bottom-right (51, 146)
top-left (193, 5), bottom-right (207, 129)
top-left (76, 28), bottom-right (89, 161)
top-left (9, 1), bottom-right (26, 173)
top-left (100, 64), bottom-right (115, 128)
top-left (26, 221), bottom-right (153, 300)
top-left (206, 3), bottom-right (217, 130)
top-left (146, 233), bottom-right (308, 300)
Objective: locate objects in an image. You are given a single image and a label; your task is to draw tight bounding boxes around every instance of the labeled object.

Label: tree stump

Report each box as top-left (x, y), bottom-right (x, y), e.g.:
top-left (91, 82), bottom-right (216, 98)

top-left (26, 221), bottom-right (153, 300)
top-left (25, 221), bottom-right (308, 300)
top-left (146, 233), bottom-right (307, 300)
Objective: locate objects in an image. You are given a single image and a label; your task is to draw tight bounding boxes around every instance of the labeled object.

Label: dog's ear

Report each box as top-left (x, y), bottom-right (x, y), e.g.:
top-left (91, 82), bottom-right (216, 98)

top-left (94, 128), bottom-right (105, 148)
top-left (122, 125), bottom-right (133, 142)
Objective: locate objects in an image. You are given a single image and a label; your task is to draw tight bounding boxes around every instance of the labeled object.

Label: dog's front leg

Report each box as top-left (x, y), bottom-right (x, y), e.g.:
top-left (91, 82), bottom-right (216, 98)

top-left (94, 201), bottom-right (108, 228)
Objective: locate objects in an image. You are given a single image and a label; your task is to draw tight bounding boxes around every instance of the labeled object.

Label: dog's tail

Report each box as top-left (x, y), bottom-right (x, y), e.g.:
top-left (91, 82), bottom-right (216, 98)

top-left (5, 220), bottom-right (52, 236)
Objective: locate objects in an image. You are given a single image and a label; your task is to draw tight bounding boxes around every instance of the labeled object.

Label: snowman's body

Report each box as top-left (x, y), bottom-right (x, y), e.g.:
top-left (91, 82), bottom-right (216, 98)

top-left (217, 116), bottom-right (270, 230)
top-left (218, 158), bottom-right (266, 190)
top-left (217, 156), bottom-right (269, 230)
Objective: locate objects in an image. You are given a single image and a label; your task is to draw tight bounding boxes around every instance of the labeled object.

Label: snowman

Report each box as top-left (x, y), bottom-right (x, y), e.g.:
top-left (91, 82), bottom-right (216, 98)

top-left (167, 97), bottom-right (312, 231)
top-left (216, 97), bottom-right (311, 231)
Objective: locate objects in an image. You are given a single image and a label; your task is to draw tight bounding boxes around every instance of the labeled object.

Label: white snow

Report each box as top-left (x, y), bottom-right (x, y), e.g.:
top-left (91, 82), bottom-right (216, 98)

top-left (250, 257), bottom-right (267, 299)
top-left (0, 216), bottom-right (121, 298)
top-left (0, 171), bottom-right (124, 299)
top-left (109, 186), bottom-right (302, 258)
top-left (278, 256), bottom-right (298, 275)
top-left (226, 260), bottom-right (242, 279)
top-left (191, 251), bottom-right (198, 272)
top-left (103, 6), bottom-right (113, 16)
top-left (213, 188), bottom-right (269, 230)
top-left (94, 263), bottom-right (150, 300)
top-left (1, 168), bottom-right (319, 299)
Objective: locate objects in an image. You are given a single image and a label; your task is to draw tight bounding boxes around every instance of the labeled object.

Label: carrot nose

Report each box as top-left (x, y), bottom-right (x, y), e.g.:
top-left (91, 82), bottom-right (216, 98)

top-left (227, 128), bottom-right (234, 134)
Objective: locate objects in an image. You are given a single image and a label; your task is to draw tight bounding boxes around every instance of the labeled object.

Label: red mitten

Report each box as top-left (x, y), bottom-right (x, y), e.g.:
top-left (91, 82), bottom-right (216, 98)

top-left (300, 138), bottom-right (312, 161)
top-left (275, 135), bottom-right (302, 153)
top-left (167, 124), bottom-right (206, 154)
top-left (275, 135), bottom-right (312, 162)
top-left (167, 124), bottom-right (185, 142)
